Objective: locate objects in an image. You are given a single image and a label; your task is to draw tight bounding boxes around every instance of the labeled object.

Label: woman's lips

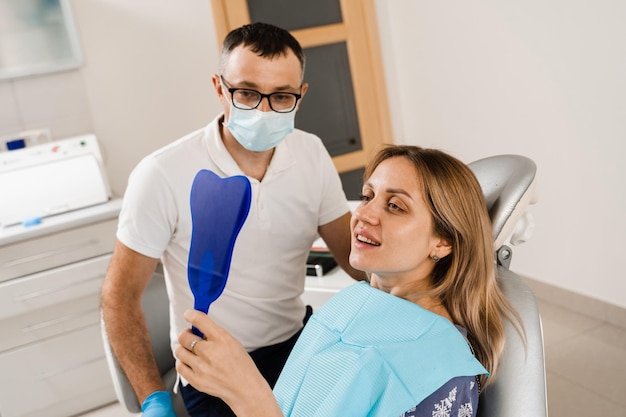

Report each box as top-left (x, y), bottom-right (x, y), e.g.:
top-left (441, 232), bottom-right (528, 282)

top-left (355, 233), bottom-right (381, 246)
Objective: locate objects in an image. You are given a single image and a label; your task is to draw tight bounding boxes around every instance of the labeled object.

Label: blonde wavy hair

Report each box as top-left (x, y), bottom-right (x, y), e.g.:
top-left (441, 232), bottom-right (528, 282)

top-left (364, 145), bottom-right (523, 388)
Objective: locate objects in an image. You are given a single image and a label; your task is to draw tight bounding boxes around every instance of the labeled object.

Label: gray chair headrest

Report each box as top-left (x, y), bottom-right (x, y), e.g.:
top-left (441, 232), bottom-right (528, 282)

top-left (468, 155), bottom-right (538, 250)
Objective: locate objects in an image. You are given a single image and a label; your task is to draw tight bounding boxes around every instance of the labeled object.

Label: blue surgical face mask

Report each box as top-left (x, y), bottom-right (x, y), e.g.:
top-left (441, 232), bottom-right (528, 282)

top-left (224, 100), bottom-right (295, 152)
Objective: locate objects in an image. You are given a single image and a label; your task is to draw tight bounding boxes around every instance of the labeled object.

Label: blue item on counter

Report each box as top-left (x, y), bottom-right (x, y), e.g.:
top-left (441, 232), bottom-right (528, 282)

top-left (22, 216), bottom-right (42, 227)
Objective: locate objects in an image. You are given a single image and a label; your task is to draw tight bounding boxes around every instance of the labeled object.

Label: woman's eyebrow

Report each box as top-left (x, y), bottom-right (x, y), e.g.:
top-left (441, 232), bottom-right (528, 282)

top-left (385, 188), bottom-right (414, 201)
top-left (364, 181), bottom-right (414, 201)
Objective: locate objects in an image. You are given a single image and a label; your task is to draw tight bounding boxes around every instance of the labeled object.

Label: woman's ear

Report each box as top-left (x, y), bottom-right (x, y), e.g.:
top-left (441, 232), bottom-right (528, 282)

top-left (434, 238), bottom-right (452, 259)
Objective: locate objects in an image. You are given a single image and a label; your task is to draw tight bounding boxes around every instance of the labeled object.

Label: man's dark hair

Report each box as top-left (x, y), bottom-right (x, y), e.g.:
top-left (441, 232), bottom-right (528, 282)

top-left (219, 22), bottom-right (305, 77)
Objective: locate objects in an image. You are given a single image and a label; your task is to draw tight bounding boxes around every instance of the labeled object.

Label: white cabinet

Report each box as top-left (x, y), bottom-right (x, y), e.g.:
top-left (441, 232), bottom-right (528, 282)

top-left (0, 200), bottom-right (121, 417)
top-left (0, 324), bottom-right (115, 417)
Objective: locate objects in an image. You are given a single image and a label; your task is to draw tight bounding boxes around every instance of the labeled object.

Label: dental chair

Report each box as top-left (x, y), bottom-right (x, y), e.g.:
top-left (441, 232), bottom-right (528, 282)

top-left (101, 154), bottom-right (547, 417)
top-left (468, 154), bottom-right (548, 417)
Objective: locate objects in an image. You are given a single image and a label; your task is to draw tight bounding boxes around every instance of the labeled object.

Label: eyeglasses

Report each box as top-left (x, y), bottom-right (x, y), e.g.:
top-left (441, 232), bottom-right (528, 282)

top-left (220, 75), bottom-right (301, 113)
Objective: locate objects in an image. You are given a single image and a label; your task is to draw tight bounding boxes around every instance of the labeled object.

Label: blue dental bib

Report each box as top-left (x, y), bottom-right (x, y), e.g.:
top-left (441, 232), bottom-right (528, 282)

top-left (274, 282), bottom-right (488, 417)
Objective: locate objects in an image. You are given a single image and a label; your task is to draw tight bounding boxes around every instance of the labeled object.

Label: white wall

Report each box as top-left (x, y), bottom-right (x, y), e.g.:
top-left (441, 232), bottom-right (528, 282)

top-left (374, 0), bottom-right (626, 308)
top-left (0, 1), bottom-right (220, 196)
top-left (70, 0), bottom-right (221, 195)
top-left (0, 69), bottom-right (93, 145)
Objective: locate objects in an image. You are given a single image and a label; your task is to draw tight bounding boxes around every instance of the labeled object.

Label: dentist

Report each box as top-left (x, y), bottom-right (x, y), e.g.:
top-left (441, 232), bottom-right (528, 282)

top-left (101, 22), bottom-right (365, 417)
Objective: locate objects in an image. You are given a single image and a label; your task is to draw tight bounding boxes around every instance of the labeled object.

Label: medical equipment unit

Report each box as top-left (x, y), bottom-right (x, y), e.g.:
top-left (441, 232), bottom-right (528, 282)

top-left (0, 134), bottom-right (122, 417)
top-left (102, 154), bottom-right (547, 417)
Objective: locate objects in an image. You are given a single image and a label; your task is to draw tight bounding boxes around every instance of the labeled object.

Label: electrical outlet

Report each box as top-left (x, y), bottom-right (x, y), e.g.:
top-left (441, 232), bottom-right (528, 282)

top-left (0, 128), bottom-right (52, 151)
top-left (20, 128), bottom-right (52, 145)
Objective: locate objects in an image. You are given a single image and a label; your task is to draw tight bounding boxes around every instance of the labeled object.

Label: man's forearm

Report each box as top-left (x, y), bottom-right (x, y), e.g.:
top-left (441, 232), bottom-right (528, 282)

top-left (103, 303), bottom-right (165, 403)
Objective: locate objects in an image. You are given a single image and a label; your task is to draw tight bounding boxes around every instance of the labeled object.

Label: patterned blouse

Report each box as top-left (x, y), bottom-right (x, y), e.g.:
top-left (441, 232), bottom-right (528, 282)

top-left (401, 375), bottom-right (480, 417)
top-left (400, 325), bottom-right (481, 417)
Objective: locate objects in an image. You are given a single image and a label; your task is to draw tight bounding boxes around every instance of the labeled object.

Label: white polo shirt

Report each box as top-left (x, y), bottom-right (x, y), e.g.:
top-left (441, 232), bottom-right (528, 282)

top-left (117, 115), bottom-right (349, 353)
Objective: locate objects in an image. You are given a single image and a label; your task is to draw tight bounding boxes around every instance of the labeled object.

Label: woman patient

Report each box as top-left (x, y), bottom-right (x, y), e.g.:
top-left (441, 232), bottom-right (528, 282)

top-left (175, 145), bottom-right (519, 417)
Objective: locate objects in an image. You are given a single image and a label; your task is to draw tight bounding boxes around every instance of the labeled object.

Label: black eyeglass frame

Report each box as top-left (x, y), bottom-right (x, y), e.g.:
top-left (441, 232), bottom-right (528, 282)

top-left (220, 75), bottom-right (302, 113)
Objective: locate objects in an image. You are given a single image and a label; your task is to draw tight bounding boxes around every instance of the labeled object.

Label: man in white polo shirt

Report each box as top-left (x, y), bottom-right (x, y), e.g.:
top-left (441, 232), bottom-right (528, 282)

top-left (101, 22), bottom-right (365, 417)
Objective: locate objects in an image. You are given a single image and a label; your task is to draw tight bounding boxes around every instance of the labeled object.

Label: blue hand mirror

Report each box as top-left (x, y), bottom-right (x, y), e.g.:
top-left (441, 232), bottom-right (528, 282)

top-left (187, 170), bottom-right (251, 337)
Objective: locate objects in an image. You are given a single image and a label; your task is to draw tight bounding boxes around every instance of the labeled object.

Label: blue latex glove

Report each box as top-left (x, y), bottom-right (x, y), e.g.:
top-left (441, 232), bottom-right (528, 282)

top-left (141, 390), bottom-right (176, 417)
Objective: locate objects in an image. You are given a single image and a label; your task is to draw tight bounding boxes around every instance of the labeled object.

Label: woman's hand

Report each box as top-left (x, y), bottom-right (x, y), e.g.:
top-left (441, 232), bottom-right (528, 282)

top-left (175, 309), bottom-right (283, 417)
